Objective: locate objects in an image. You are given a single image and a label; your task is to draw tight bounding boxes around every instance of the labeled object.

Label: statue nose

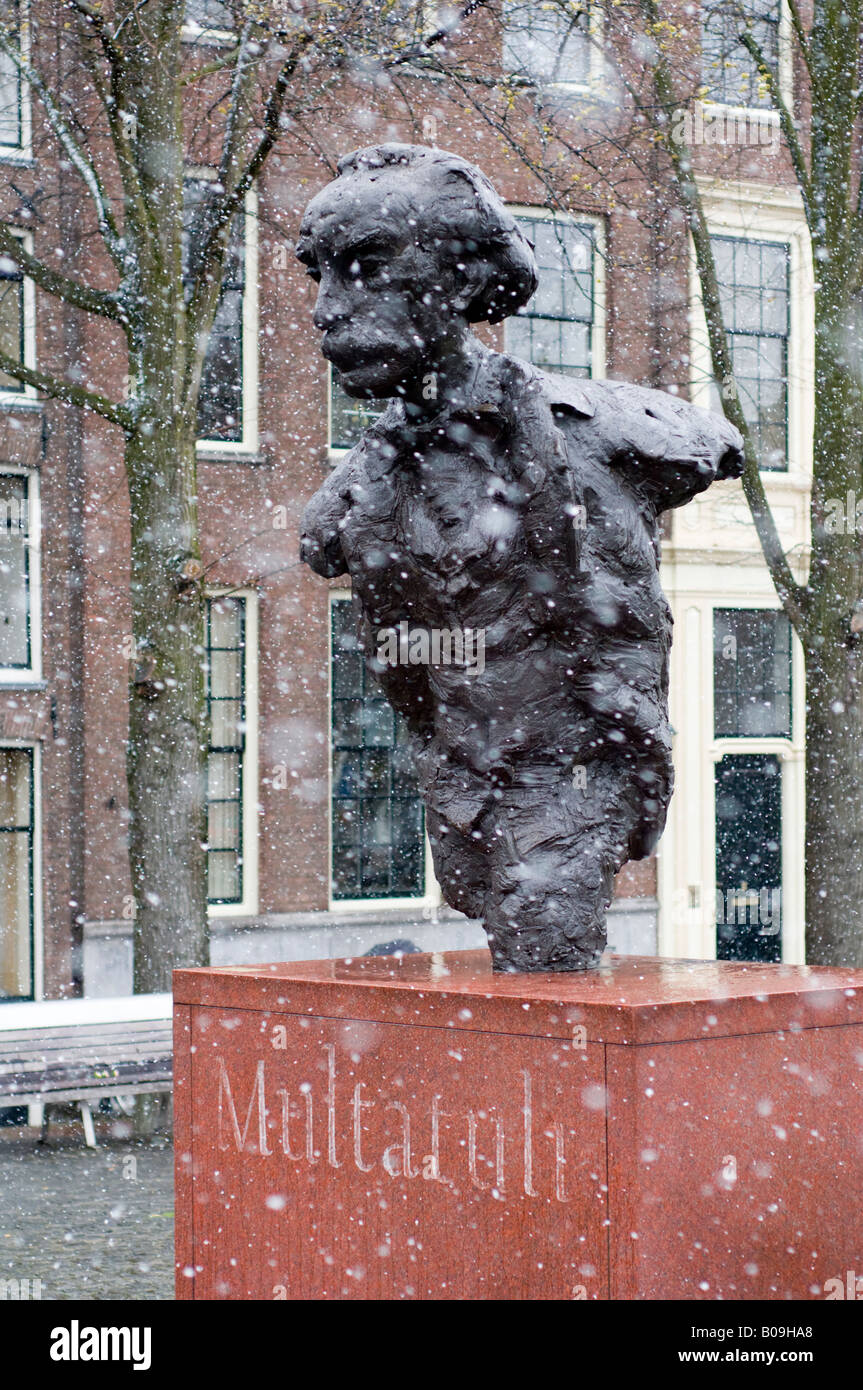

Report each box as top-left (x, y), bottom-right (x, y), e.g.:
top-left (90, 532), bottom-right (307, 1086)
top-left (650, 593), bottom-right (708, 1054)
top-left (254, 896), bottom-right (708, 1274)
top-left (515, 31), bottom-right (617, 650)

top-left (313, 286), bottom-right (348, 332)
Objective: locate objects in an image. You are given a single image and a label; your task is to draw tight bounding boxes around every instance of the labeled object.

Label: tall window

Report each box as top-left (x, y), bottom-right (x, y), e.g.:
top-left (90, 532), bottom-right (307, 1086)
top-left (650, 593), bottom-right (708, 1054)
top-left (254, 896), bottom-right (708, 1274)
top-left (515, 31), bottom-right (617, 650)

top-left (713, 608), bottom-right (791, 738)
top-left (0, 1), bottom-right (23, 150)
top-left (206, 596), bottom-right (246, 904)
top-left (0, 472), bottom-right (30, 670)
top-left (712, 235), bottom-right (789, 470)
top-left (0, 746), bottom-right (33, 999)
top-left (713, 607), bottom-right (789, 963)
top-left (701, 0), bottom-right (780, 108)
top-left (331, 597), bottom-right (425, 900)
top-left (0, 242), bottom-right (24, 392)
top-left (506, 215), bottom-right (595, 377)
top-left (183, 178), bottom-right (246, 444)
top-left (503, 0), bottom-right (592, 88)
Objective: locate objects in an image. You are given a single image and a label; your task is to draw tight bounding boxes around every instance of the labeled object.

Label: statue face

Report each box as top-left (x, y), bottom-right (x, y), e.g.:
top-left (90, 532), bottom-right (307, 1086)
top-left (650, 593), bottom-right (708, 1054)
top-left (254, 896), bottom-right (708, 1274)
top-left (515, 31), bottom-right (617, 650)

top-left (297, 172), bottom-right (465, 400)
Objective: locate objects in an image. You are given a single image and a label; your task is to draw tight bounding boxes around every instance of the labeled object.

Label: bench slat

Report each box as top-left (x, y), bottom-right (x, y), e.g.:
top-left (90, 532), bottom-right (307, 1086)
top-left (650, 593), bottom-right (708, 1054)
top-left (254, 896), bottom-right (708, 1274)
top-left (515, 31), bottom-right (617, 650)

top-left (2, 1059), bottom-right (172, 1093)
top-left (1, 1050), bottom-right (171, 1069)
top-left (0, 1021), bottom-right (173, 1045)
top-left (0, 1033), bottom-right (171, 1053)
top-left (7, 1081), bottom-right (173, 1106)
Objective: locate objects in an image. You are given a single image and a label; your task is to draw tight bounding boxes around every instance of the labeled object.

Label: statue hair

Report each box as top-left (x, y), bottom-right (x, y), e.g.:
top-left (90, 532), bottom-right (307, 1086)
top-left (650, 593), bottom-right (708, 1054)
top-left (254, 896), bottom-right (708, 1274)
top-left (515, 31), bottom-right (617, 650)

top-left (335, 143), bottom-right (538, 324)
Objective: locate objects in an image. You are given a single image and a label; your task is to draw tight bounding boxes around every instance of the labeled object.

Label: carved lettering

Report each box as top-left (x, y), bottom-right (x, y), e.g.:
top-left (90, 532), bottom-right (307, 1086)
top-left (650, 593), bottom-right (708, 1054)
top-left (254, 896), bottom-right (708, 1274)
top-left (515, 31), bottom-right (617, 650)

top-left (352, 1082), bottom-right (375, 1173)
top-left (382, 1101), bottom-right (418, 1179)
top-left (214, 1048), bottom-right (581, 1203)
top-left (522, 1071), bottom-right (537, 1197)
top-left (218, 1058), bottom-right (271, 1156)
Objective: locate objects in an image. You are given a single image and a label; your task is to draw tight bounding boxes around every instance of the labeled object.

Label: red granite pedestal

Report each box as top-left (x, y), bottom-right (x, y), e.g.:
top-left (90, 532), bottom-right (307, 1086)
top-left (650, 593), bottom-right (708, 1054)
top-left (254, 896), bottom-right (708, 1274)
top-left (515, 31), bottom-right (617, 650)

top-left (174, 951), bottom-right (863, 1300)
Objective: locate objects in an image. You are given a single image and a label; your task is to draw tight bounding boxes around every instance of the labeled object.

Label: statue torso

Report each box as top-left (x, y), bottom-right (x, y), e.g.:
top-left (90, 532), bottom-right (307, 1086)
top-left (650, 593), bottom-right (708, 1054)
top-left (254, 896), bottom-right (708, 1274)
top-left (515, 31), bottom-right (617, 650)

top-left (323, 359), bottom-right (673, 767)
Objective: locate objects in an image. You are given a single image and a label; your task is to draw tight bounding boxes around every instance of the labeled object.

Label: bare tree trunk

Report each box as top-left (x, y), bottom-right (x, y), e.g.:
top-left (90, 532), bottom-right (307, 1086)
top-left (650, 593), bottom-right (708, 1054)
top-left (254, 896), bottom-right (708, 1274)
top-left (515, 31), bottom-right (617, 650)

top-left (127, 427), bottom-right (208, 993)
top-left (804, 282), bottom-right (863, 966)
top-left (804, 657), bottom-right (863, 966)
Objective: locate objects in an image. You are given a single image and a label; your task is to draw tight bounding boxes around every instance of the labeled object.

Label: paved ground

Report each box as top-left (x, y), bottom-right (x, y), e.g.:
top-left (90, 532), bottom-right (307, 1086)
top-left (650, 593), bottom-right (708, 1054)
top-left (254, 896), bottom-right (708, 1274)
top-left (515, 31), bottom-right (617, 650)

top-left (0, 1112), bottom-right (174, 1300)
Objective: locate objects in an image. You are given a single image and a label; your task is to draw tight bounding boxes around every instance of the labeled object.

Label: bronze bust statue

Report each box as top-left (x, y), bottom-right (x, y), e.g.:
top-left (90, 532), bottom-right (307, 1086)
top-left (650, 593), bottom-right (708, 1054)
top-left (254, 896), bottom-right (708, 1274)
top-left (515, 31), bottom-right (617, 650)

top-left (298, 144), bottom-right (742, 972)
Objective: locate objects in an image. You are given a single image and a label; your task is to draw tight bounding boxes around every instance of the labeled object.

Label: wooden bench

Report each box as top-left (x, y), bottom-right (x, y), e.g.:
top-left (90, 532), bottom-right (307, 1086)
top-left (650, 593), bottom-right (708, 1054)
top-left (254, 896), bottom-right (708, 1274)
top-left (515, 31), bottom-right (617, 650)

top-left (0, 994), bottom-right (173, 1147)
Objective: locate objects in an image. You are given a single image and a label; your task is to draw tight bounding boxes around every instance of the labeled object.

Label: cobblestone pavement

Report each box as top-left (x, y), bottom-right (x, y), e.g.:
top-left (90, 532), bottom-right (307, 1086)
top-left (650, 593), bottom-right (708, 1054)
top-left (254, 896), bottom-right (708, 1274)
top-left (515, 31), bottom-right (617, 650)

top-left (0, 1115), bottom-right (174, 1301)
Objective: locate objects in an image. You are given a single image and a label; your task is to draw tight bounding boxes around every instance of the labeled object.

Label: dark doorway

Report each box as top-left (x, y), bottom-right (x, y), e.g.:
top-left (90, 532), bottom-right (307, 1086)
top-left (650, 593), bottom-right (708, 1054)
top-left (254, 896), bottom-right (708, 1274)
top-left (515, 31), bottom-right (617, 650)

top-left (715, 753), bottom-right (782, 962)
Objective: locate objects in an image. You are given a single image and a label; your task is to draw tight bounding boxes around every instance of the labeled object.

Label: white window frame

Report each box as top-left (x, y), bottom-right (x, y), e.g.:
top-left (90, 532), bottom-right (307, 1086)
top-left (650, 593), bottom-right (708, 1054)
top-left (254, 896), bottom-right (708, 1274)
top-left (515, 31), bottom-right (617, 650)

top-left (0, 227), bottom-right (36, 406)
top-left (0, 738), bottom-right (41, 1000)
top-left (181, 0), bottom-right (235, 46)
top-left (699, 0), bottom-right (793, 124)
top-left (206, 586), bottom-right (259, 919)
top-left (327, 589), bottom-right (440, 915)
top-left (188, 174), bottom-right (259, 458)
top-left (0, 0), bottom-right (32, 162)
top-left (502, 0), bottom-right (605, 97)
top-left (506, 204), bottom-right (607, 380)
top-left (689, 179), bottom-right (813, 486)
top-left (657, 594), bottom-right (805, 966)
top-left (0, 464), bottom-right (40, 684)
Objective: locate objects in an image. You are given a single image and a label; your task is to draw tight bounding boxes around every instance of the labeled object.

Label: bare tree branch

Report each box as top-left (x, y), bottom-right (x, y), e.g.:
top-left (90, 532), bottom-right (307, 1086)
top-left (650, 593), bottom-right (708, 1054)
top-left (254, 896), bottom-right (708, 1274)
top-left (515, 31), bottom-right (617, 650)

top-left (0, 32), bottom-right (125, 268)
top-left (67, 3), bottom-right (153, 256)
top-left (0, 348), bottom-right (131, 429)
top-left (645, 26), bottom-right (810, 635)
top-left (68, 0), bottom-right (125, 70)
top-left (785, 0), bottom-right (815, 90)
top-left (0, 223), bottom-right (125, 322)
top-left (180, 43), bottom-right (243, 86)
top-left (739, 30), bottom-right (813, 231)
top-left (183, 30), bottom-right (312, 381)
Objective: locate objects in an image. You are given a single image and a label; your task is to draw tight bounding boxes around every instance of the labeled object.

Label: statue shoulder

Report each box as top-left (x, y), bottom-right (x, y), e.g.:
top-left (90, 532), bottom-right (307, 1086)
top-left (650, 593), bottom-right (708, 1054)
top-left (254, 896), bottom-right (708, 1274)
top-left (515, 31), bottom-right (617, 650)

top-left (299, 447), bottom-right (367, 578)
top-left (536, 371), bottom-right (744, 511)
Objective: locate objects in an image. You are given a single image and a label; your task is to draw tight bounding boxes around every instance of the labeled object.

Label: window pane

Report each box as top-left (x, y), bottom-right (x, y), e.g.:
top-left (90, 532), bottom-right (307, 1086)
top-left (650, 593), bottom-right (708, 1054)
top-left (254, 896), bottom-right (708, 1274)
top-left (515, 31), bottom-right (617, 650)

top-left (504, 0), bottom-right (592, 86)
top-left (0, 261), bottom-right (23, 391)
top-left (702, 0), bottom-right (780, 109)
top-left (712, 234), bottom-right (789, 470)
top-left (331, 597), bottom-right (425, 900)
top-left (713, 608), bottom-right (792, 737)
top-left (0, 747), bottom-right (32, 999)
top-left (209, 649), bottom-right (241, 701)
top-left (207, 595), bottom-right (243, 649)
top-left (209, 697), bottom-right (242, 747)
top-left (0, 0), bottom-right (21, 148)
top-left (0, 472), bottom-right (28, 667)
top-left (198, 286), bottom-right (243, 442)
top-left (208, 751), bottom-right (240, 802)
top-left (507, 216), bottom-right (594, 377)
top-left (208, 850), bottom-right (239, 903)
top-left (183, 179), bottom-right (245, 443)
top-left (208, 798), bottom-right (239, 851)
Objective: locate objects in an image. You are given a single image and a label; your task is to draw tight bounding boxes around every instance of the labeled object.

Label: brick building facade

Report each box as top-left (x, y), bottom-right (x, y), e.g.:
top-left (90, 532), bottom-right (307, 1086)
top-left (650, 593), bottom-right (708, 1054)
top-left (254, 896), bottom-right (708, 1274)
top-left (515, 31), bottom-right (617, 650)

top-left (0, 0), bottom-right (810, 1000)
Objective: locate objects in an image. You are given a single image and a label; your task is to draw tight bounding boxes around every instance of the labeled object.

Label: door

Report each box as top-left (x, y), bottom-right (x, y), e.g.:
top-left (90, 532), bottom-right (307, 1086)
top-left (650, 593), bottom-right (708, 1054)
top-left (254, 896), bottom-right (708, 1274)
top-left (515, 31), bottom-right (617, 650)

top-left (715, 753), bottom-right (782, 962)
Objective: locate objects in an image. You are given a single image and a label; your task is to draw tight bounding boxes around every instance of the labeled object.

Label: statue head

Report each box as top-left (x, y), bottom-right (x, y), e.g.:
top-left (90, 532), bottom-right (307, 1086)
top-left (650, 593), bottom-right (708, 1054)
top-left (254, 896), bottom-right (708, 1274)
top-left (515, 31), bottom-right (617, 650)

top-left (296, 143), bottom-right (537, 402)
